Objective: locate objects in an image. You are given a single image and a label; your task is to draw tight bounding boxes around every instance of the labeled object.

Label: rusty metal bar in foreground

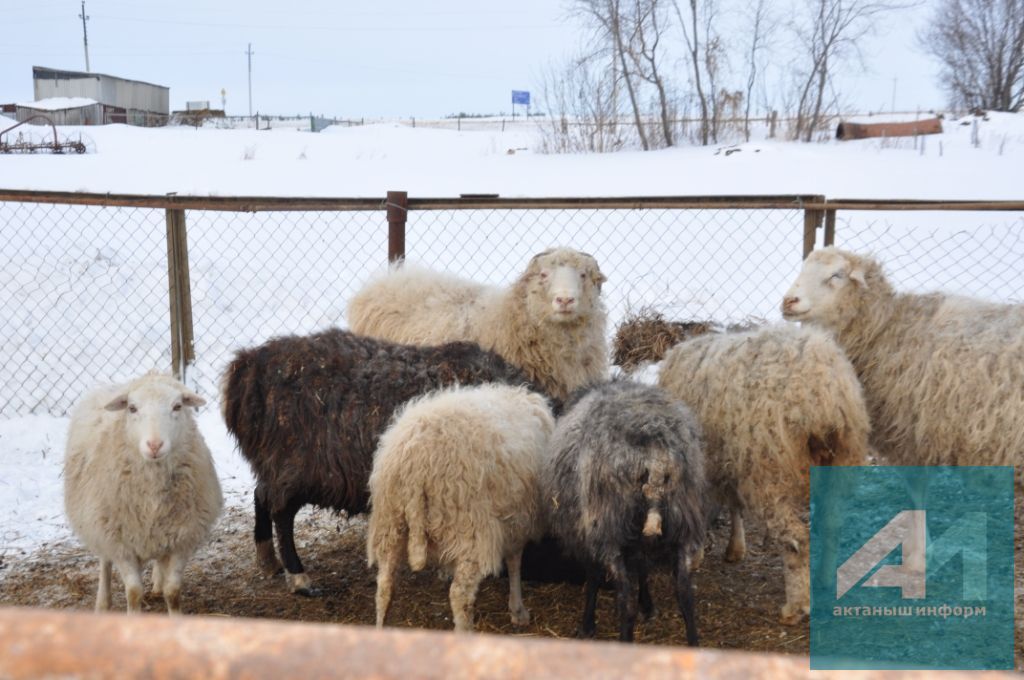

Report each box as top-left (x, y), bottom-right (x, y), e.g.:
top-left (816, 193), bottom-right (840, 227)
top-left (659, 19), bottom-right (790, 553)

top-left (0, 608), bottom-right (1011, 680)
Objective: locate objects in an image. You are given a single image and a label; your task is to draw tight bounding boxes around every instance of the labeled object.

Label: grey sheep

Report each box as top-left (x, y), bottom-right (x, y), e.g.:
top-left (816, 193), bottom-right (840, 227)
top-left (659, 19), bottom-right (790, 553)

top-left (542, 380), bottom-right (706, 644)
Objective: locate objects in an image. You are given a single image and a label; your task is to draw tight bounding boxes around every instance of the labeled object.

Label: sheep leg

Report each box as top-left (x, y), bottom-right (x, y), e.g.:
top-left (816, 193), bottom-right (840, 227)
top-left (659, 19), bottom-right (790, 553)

top-left (449, 561), bottom-right (482, 633)
top-left (638, 559), bottom-right (656, 622)
top-left (95, 558), bottom-right (112, 612)
top-left (160, 553), bottom-right (186, 615)
top-left (724, 506), bottom-right (746, 562)
top-left (612, 556), bottom-right (639, 643)
top-left (374, 554), bottom-right (399, 628)
top-left (690, 544), bottom-right (705, 572)
top-left (576, 563), bottom-right (602, 639)
top-left (272, 501), bottom-right (314, 596)
top-left (254, 484), bottom-right (283, 577)
top-left (779, 540), bottom-right (810, 625)
top-left (674, 547), bottom-right (699, 647)
top-left (115, 558), bottom-right (145, 614)
top-left (151, 559), bottom-right (164, 597)
top-left (505, 550), bottom-right (530, 627)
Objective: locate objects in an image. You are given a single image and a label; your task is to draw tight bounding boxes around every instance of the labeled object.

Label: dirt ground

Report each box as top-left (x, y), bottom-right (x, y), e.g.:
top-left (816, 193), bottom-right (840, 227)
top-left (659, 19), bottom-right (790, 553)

top-left (1, 503), bottom-right (1021, 670)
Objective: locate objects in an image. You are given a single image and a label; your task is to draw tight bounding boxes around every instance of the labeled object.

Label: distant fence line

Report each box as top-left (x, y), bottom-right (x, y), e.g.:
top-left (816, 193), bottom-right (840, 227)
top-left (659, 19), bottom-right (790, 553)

top-left (193, 110), bottom-right (954, 134)
top-left (1, 189), bottom-right (1022, 416)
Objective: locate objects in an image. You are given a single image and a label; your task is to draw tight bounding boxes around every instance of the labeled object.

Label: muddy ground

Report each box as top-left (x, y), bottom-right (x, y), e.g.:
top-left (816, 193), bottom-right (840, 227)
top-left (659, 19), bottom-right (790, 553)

top-left (1, 504), bottom-right (1021, 670)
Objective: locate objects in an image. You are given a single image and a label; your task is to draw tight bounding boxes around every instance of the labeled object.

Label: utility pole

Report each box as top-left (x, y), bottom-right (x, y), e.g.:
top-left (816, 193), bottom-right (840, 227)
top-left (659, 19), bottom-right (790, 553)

top-left (246, 43), bottom-right (254, 117)
top-left (79, 0), bottom-right (91, 72)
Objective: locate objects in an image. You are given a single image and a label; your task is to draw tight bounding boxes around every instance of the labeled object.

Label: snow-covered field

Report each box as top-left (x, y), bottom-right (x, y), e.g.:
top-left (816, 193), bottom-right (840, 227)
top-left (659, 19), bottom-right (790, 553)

top-left (1, 112), bottom-right (1023, 558)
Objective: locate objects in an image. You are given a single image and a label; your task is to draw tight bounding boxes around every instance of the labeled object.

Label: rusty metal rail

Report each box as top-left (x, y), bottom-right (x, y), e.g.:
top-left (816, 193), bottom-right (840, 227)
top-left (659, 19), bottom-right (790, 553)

top-left (1, 189), bottom-right (1023, 212)
top-left (0, 116), bottom-right (87, 154)
top-left (0, 607), bottom-right (1011, 679)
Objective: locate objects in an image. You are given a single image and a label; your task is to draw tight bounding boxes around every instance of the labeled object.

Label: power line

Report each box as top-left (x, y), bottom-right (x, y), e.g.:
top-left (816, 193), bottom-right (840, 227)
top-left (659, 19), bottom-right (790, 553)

top-left (78, 0), bottom-right (91, 72)
top-left (246, 43), bottom-right (254, 117)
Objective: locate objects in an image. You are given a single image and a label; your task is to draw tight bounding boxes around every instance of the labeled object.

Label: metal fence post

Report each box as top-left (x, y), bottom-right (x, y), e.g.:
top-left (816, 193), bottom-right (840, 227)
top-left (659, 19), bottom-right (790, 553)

top-left (387, 190), bottom-right (407, 264)
top-left (824, 208), bottom-right (837, 247)
top-left (802, 198), bottom-right (825, 258)
top-left (165, 208), bottom-right (195, 381)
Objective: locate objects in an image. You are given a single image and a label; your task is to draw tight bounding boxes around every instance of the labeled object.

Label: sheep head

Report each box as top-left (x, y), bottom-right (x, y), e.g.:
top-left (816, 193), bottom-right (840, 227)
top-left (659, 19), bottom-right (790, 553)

top-left (104, 375), bottom-right (205, 461)
top-left (521, 248), bottom-right (606, 325)
top-left (782, 247), bottom-right (879, 331)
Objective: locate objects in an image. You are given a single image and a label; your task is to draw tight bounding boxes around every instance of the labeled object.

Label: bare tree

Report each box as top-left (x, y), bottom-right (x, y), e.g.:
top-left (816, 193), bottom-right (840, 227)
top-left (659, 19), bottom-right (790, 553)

top-left (923, 0), bottom-right (1024, 112)
top-left (791, 0), bottom-right (911, 142)
top-left (705, 33), bottom-right (727, 142)
top-left (575, 0), bottom-right (652, 149)
top-left (674, 0), bottom-right (716, 145)
top-left (742, 0), bottom-right (772, 141)
top-left (537, 56), bottom-right (627, 154)
top-left (624, 0), bottom-right (676, 146)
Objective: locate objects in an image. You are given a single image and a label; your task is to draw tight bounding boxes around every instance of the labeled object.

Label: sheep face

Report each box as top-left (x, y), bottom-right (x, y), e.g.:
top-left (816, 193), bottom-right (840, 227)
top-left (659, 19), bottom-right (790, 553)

top-left (782, 248), bottom-right (866, 329)
top-left (104, 381), bottom-right (205, 461)
top-left (525, 249), bottom-right (606, 324)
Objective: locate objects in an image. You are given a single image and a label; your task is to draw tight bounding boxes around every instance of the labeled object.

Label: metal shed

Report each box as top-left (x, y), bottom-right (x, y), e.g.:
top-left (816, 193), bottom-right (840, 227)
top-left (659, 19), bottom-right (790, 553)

top-left (31, 66), bottom-right (169, 126)
top-left (15, 98), bottom-right (103, 126)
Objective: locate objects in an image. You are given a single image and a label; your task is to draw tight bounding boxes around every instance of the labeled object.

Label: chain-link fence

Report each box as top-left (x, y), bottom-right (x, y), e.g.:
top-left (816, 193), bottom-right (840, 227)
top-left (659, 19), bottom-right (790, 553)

top-left (2, 191), bottom-right (1022, 416)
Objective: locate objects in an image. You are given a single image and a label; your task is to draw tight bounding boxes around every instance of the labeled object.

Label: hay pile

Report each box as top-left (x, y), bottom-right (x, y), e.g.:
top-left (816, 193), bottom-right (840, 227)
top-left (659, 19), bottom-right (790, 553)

top-left (612, 309), bottom-right (719, 371)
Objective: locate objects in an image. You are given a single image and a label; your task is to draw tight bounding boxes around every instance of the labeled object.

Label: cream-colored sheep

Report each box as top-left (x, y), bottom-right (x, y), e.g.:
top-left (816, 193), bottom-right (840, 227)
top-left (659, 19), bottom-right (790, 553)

top-left (64, 373), bottom-right (223, 615)
top-left (783, 246), bottom-right (1024, 484)
top-left (658, 324), bottom-right (869, 625)
top-left (347, 248), bottom-right (608, 404)
top-left (367, 384), bottom-right (554, 632)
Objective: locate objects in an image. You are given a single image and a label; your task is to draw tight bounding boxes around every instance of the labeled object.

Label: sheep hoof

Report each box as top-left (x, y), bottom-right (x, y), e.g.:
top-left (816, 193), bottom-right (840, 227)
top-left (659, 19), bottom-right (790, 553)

top-left (575, 625), bottom-right (597, 639)
top-left (779, 605), bottom-right (808, 626)
top-left (510, 607), bottom-right (531, 627)
top-left (723, 546), bottom-right (746, 563)
top-left (287, 572), bottom-right (317, 596)
top-left (640, 603), bottom-right (657, 622)
top-left (256, 541), bottom-right (283, 577)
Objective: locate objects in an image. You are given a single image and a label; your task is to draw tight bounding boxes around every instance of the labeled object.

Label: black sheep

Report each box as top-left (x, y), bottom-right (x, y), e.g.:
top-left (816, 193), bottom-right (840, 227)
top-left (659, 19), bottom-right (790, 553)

top-left (542, 380), bottom-right (707, 644)
top-left (221, 328), bottom-right (550, 595)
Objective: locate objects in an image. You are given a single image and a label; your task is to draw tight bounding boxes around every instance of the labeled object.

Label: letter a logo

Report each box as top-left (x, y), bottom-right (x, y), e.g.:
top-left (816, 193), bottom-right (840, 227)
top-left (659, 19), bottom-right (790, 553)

top-left (837, 510), bottom-right (927, 599)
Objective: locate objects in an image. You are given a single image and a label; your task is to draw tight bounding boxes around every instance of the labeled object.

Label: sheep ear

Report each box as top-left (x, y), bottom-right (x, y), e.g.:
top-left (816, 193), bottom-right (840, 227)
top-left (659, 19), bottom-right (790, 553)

top-left (104, 394), bottom-right (129, 411)
top-left (849, 268), bottom-right (867, 286)
top-left (528, 249), bottom-right (554, 266)
top-left (180, 389), bottom-right (206, 408)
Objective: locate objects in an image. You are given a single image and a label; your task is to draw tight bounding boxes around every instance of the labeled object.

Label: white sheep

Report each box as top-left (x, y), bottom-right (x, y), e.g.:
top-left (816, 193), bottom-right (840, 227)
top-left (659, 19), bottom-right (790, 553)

top-left (658, 324), bottom-right (870, 625)
top-left (367, 383), bottom-right (554, 632)
top-left (783, 246), bottom-right (1024, 483)
top-left (347, 247), bottom-right (608, 404)
top-left (63, 373), bottom-right (223, 614)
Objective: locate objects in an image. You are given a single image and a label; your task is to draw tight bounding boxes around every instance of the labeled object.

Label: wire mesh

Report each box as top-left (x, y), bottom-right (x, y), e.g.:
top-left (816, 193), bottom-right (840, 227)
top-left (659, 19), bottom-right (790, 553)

top-left (184, 209), bottom-right (385, 402)
top-left (0, 202), bottom-right (169, 415)
top-left (404, 207), bottom-right (805, 329)
top-left (832, 212), bottom-right (1024, 303)
top-left (2, 197), bottom-right (1023, 417)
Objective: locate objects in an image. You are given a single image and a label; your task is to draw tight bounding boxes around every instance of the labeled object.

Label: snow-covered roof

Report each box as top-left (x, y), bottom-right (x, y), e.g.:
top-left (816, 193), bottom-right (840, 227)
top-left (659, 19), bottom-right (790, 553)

top-left (17, 97), bottom-right (98, 111)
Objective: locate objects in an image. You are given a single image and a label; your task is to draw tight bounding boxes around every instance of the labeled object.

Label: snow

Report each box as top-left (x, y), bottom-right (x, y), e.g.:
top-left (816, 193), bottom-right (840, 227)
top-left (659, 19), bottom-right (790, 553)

top-left (1, 112), bottom-right (1023, 558)
top-left (16, 97), bottom-right (98, 111)
top-left (0, 114), bottom-right (1021, 199)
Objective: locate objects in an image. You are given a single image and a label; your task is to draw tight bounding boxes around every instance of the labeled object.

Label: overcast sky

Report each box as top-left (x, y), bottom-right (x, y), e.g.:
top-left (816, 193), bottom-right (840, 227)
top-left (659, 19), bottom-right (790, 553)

top-left (1, 0), bottom-right (945, 119)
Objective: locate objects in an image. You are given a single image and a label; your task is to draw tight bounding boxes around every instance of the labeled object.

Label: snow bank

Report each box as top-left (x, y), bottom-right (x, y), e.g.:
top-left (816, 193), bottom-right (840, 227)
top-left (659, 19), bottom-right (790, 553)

top-left (16, 97), bottom-right (98, 111)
